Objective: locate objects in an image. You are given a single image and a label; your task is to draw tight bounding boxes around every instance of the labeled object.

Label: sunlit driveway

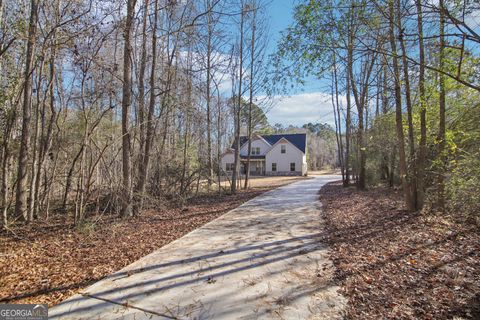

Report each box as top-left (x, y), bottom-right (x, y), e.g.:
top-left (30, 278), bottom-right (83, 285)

top-left (50, 175), bottom-right (345, 320)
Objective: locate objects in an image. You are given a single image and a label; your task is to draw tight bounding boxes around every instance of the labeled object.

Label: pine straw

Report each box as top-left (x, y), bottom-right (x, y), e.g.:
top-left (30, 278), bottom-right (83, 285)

top-left (319, 182), bottom-right (480, 320)
top-left (0, 189), bottom-right (268, 307)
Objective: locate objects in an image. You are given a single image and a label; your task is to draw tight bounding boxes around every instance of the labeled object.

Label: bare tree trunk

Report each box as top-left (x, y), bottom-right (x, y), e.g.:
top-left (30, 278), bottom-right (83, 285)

top-left (349, 46), bottom-right (376, 190)
top-left (75, 129), bottom-right (88, 224)
top-left (395, 0), bottom-right (415, 159)
top-left (396, 0), bottom-right (417, 209)
top-left (38, 24), bottom-right (59, 218)
top-left (181, 111), bottom-right (190, 195)
top-left (1, 117), bottom-right (13, 227)
top-left (344, 28), bottom-right (353, 187)
top-left (137, 0), bottom-right (149, 180)
top-left (244, 5), bottom-right (256, 189)
top-left (62, 144), bottom-right (83, 210)
top-left (15, 0), bottom-right (38, 221)
top-left (135, 0), bottom-right (158, 214)
top-left (380, 55), bottom-right (390, 182)
top-left (231, 4), bottom-right (245, 194)
top-left (216, 93), bottom-right (222, 192)
top-left (437, 0), bottom-right (446, 212)
top-left (1, 147), bottom-right (8, 226)
top-left (0, 0), bottom-right (6, 226)
top-left (350, 72), bottom-right (365, 190)
top-left (43, 151), bottom-right (59, 220)
top-left (332, 53), bottom-right (344, 181)
top-left (388, 0), bottom-right (414, 211)
top-left (415, 0), bottom-right (427, 210)
top-left (27, 66), bottom-right (42, 221)
top-left (389, 145), bottom-right (396, 188)
top-left (346, 4), bottom-right (367, 189)
top-left (375, 69), bottom-right (381, 119)
top-left (120, 0), bottom-right (136, 217)
top-left (206, 0), bottom-right (214, 190)
top-left (181, 23), bottom-right (195, 196)
top-left (344, 76), bottom-right (351, 186)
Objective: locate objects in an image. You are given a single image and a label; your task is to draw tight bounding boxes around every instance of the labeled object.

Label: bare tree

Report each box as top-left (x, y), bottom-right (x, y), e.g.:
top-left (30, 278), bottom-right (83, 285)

top-left (231, 1), bottom-right (246, 194)
top-left (415, 0), bottom-right (427, 210)
top-left (437, 0), bottom-right (446, 212)
top-left (120, 0), bottom-right (136, 217)
top-left (15, 0), bottom-right (39, 221)
top-left (244, 0), bottom-right (257, 189)
top-left (135, 0), bottom-right (159, 214)
top-left (388, 0), bottom-right (414, 211)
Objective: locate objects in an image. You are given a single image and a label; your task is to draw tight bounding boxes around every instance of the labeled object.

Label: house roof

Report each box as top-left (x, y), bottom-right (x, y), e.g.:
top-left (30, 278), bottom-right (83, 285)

top-left (232, 133), bottom-right (307, 153)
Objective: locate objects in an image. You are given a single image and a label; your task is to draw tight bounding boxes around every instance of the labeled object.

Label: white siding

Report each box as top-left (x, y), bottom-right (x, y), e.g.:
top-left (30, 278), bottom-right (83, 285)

top-left (302, 154), bottom-right (308, 175)
top-left (265, 140), bottom-right (306, 175)
top-left (220, 153), bottom-right (235, 172)
top-left (239, 138), bottom-right (271, 156)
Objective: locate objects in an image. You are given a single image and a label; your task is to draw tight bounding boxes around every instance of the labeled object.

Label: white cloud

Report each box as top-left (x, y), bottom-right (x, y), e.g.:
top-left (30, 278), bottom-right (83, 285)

top-left (264, 92), bottom-right (345, 127)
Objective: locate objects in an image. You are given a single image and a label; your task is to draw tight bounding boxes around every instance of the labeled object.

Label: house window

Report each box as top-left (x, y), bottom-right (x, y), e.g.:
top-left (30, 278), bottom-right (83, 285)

top-left (290, 162), bottom-right (295, 172)
top-left (226, 163), bottom-right (234, 171)
top-left (255, 147), bottom-right (260, 154)
top-left (281, 145), bottom-right (286, 154)
top-left (272, 163), bottom-right (277, 172)
top-left (251, 147), bottom-right (260, 155)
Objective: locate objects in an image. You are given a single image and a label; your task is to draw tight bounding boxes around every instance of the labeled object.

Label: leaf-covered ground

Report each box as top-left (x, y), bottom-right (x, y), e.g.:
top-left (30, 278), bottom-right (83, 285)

top-left (319, 182), bottom-right (480, 320)
top-left (0, 189), bottom-right (271, 307)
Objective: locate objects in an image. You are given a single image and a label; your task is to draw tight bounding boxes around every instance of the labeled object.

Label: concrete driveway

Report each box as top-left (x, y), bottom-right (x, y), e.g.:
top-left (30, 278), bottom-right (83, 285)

top-left (50, 175), bottom-right (345, 319)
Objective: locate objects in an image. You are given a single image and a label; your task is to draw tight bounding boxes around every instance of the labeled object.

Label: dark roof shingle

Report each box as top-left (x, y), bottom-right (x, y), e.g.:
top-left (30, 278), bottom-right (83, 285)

top-left (231, 133), bottom-right (307, 153)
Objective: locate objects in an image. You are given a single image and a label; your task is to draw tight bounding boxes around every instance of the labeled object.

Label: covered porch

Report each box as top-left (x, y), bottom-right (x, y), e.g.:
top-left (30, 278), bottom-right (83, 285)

top-left (240, 156), bottom-right (265, 176)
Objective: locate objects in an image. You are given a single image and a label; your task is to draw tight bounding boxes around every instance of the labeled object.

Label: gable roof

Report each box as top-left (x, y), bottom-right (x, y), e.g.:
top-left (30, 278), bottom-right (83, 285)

top-left (231, 133), bottom-right (307, 153)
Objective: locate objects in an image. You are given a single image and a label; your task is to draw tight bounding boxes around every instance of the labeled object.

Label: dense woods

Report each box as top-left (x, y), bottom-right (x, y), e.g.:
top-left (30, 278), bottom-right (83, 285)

top-left (2, 0), bottom-right (479, 226)
top-left (275, 0), bottom-right (480, 219)
top-left (1, 1), bottom-right (479, 316)
top-left (0, 0), bottom-right (280, 226)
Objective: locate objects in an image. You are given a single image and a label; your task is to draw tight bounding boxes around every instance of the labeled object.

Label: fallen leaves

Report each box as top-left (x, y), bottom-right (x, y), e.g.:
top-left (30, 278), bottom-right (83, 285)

top-left (319, 182), bottom-right (480, 320)
top-left (0, 189), bottom-right (267, 307)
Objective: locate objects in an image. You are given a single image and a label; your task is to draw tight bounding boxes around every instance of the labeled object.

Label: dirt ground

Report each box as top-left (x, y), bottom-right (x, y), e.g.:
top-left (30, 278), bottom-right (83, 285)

top-left (214, 174), bottom-right (310, 189)
top-left (0, 176), bottom-right (305, 307)
top-left (319, 182), bottom-right (480, 320)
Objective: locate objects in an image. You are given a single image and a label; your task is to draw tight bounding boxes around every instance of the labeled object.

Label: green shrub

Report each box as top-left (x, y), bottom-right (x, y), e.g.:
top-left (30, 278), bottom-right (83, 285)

top-left (446, 153), bottom-right (480, 223)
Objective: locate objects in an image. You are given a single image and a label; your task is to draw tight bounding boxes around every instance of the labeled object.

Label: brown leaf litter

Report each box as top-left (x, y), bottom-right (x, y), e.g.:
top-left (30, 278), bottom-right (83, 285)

top-left (0, 189), bottom-right (268, 307)
top-left (319, 181), bottom-right (480, 320)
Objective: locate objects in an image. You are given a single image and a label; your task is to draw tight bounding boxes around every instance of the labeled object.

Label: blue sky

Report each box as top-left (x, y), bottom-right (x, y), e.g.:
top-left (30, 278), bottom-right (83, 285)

top-left (261, 1), bottom-right (480, 128)
top-left (265, 1), bottom-right (294, 58)
top-left (262, 0), bottom-right (336, 127)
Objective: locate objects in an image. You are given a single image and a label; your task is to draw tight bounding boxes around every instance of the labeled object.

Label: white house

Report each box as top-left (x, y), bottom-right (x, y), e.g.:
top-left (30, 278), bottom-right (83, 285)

top-left (221, 133), bottom-right (308, 176)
